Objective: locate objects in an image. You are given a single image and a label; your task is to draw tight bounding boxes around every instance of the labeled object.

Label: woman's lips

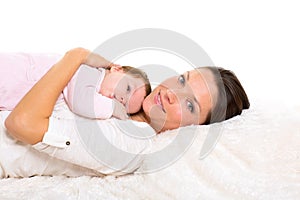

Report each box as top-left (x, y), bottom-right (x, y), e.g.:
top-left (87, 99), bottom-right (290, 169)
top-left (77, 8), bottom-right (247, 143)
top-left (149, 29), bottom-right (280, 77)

top-left (154, 90), bottom-right (166, 113)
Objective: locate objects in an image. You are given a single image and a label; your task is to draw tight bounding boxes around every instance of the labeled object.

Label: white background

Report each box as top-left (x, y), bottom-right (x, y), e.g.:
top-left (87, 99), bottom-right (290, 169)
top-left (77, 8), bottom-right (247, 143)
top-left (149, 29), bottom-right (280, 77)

top-left (1, 0), bottom-right (299, 107)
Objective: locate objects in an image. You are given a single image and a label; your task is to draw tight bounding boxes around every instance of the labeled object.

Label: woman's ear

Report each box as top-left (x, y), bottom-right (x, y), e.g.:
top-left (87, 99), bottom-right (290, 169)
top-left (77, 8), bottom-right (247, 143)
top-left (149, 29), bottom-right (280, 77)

top-left (110, 66), bottom-right (124, 73)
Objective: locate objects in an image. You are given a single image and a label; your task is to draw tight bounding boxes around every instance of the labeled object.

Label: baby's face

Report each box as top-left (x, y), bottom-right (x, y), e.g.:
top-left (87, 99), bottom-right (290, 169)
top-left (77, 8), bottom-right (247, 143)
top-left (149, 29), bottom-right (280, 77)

top-left (100, 71), bottom-right (146, 114)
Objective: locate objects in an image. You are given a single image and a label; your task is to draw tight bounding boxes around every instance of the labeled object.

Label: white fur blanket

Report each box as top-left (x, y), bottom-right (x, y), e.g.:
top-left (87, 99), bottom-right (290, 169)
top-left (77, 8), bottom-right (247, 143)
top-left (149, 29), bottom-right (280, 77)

top-left (1, 100), bottom-right (300, 200)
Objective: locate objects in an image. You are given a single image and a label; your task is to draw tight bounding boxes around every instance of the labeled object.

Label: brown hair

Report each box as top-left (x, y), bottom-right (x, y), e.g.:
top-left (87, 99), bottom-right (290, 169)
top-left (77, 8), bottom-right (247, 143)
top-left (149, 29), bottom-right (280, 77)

top-left (121, 66), bottom-right (152, 97)
top-left (203, 66), bottom-right (250, 124)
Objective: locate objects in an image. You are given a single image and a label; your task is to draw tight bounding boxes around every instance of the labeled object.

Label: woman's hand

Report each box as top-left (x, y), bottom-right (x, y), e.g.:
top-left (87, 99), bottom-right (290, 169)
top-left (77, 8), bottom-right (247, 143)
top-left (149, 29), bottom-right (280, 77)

top-left (84, 51), bottom-right (117, 69)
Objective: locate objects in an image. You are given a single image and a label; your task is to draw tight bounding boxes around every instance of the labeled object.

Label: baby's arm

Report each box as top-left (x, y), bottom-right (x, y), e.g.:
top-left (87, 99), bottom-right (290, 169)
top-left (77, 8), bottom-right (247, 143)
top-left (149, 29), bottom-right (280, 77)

top-left (64, 66), bottom-right (128, 120)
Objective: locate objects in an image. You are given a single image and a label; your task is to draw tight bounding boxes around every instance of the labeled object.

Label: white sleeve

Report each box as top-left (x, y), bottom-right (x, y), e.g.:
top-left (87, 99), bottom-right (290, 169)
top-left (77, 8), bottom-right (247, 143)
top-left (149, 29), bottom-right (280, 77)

top-left (32, 116), bottom-right (103, 172)
top-left (32, 116), bottom-right (153, 175)
top-left (63, 66), bottom-right (114, 119)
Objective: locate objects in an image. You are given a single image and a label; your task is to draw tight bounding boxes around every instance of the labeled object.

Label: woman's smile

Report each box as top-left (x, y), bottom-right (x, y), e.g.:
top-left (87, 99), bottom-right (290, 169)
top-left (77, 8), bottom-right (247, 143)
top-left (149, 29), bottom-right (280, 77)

top-left (154, 90), bottom-right (165, 113)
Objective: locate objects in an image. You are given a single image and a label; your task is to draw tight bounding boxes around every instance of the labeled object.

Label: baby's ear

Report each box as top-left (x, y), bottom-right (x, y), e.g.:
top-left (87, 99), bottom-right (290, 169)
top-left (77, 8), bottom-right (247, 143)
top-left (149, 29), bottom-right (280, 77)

top-left (110, 65), bottom-right (124, 73)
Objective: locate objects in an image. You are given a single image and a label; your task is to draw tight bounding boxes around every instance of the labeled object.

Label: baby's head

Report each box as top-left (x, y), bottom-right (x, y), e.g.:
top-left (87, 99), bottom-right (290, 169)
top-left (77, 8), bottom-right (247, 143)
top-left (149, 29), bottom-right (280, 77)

top-left (100, 66), bottom-right (151, 114)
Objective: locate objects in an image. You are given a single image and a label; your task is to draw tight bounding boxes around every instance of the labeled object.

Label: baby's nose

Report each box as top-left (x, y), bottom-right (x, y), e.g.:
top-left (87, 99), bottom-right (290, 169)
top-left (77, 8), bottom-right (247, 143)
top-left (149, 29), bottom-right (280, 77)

top-left (119, 95), bottom-right (127, 105)
top-left (108, 93), bottom-right (115, 99)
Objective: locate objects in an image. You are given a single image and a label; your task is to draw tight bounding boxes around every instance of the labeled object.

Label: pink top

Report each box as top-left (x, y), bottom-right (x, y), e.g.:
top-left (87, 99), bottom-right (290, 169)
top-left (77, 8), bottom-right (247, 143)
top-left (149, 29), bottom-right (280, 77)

top-left (0, 53), bottom-right (114, 119)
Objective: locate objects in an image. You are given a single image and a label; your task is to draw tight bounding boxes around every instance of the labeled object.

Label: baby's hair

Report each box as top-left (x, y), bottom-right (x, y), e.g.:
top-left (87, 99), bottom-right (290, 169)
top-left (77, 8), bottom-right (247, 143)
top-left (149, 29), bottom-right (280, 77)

top-left (121, 66), bottom-right (152, 96)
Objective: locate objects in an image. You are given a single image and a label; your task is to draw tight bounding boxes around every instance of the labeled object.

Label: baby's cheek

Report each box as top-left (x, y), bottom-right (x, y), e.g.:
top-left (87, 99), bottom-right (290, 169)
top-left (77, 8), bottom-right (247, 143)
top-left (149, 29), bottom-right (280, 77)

top-left (127, 99), bottom-right (142, 114)
top-left (127, 89), bottom-right (146, 114)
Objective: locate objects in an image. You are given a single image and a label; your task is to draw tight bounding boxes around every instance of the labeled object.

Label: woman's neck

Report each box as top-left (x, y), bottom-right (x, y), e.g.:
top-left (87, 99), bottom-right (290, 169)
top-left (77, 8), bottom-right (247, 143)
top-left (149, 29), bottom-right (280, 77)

top-left (130, 110), bottom-right (161, 134)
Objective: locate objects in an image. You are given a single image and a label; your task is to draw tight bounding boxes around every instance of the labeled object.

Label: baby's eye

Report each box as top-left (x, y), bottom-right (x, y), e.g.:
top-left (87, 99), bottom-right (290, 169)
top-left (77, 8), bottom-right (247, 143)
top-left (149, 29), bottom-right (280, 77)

top-left (127, 85), bottom-right (131, 93)
top-left (178, 75), bottom-right (185, 85)
top-left (187, 101), bottom-right (194, 113)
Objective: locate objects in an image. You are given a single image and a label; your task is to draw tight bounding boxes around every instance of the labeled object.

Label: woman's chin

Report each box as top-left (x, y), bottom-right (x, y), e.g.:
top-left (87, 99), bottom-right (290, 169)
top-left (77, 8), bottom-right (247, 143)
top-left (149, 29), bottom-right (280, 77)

top-left (148, 106), bottom-right (167, 133)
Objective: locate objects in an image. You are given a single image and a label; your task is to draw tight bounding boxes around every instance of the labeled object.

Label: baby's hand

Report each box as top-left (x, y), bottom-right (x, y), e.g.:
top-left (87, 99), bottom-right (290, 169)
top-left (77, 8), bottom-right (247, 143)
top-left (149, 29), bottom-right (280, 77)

top-left (112, 99), bottom-right (129, 120)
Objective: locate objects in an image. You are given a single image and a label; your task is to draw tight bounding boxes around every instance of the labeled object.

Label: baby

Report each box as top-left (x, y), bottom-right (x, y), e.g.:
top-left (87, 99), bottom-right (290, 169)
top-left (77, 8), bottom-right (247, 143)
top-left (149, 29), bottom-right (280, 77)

top-left (0, 53), bottom-right (151, 120)
top-left (64, 64), bottom-right (151, 119)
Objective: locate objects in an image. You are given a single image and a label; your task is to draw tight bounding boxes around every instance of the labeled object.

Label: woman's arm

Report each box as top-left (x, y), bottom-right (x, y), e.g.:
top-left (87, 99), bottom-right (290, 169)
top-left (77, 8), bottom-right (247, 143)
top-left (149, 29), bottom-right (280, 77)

top-left (5, 48), bottom-right (111, 144)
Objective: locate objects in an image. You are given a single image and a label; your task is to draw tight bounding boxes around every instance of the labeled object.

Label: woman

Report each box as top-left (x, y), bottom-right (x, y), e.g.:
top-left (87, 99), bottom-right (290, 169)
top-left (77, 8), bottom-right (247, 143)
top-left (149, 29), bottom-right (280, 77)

top-left (1, 48), bottom-right (249, 178)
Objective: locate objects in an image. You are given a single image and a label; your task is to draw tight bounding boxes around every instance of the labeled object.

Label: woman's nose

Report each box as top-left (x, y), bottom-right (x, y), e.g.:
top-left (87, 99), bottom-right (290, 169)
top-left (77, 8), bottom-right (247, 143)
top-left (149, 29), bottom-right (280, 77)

top-left (166, 89), bottom-right (176, 104)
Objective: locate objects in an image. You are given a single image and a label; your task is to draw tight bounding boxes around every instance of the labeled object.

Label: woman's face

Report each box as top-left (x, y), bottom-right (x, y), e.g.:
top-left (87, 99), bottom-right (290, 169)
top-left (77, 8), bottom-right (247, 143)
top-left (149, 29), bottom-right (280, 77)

top-left (142, 68), bottom-right (216, 132)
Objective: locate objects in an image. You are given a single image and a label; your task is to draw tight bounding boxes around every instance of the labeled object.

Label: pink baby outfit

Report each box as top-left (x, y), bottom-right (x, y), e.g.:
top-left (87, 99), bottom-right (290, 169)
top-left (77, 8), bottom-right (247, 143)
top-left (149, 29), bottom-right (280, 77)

top-left (0, 53), bottom-right (61, 110)
top-left (0, 53), bottom-right (114, 119)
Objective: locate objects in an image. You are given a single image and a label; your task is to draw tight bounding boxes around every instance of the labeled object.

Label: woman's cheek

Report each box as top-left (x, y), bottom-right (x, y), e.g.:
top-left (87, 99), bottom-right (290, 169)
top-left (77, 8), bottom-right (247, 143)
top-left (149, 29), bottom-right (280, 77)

top-left (142, 98), bottom-right (151, 114)
top-left (168, 104), bottom-right (183, 122)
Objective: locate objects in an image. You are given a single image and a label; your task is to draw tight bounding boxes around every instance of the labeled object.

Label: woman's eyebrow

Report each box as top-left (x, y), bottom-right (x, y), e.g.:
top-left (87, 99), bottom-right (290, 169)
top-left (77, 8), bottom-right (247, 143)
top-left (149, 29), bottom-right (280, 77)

top-left (194, 96), bottom-right (201, 112)
top-left (186, 71), bottom-right (190, 81)
top-left (185, 71), bottom-right (201, 112)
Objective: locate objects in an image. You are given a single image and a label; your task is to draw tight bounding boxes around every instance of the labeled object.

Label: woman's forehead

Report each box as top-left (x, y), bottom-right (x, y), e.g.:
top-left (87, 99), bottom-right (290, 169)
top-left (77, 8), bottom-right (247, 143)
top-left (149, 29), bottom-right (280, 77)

top-left (189, 68), bottom-right (216, 97)
top-left (188, 69), bottom-right (215, 122)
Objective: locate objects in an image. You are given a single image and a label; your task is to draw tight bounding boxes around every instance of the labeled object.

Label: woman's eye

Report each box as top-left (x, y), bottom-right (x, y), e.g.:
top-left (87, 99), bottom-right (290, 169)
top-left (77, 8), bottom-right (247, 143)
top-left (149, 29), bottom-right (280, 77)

top-left (178, 75), bottom-right (185, 85)
top-left (187, 101), bottom-right (194, 113)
